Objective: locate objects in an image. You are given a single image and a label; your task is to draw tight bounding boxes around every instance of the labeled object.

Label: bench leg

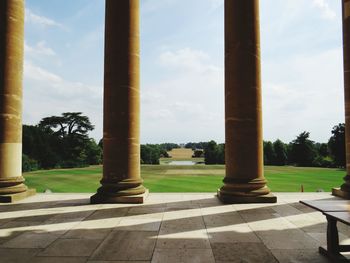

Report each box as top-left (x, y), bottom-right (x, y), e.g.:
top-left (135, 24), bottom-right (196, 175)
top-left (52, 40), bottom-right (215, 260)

top-left (327, 216), bottom-right (340, 253)
top-left (319, 216), bottom-right (348, 262)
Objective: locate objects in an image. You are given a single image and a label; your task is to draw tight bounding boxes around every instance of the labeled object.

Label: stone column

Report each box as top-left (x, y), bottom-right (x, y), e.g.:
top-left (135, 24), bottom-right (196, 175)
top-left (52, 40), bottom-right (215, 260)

top-left (91, 0), bottom-right (147, 204)
top-left (0, 0), bottom-right (35, 203)
top-left (218, 0), bottom-right (276, 203)
top-left (333, 0), bottom-right (350, 199)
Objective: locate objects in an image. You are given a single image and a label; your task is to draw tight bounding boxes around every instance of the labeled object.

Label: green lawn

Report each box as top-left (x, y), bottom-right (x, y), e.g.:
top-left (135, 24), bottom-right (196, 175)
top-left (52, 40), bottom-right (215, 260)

top-left (23, 165), bottom-right (345, 193)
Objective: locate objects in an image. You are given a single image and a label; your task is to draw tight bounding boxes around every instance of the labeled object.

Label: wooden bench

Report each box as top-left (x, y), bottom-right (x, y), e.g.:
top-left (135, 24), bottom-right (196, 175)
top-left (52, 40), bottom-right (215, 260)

top-left (300, 200), bottom-right (350, 262)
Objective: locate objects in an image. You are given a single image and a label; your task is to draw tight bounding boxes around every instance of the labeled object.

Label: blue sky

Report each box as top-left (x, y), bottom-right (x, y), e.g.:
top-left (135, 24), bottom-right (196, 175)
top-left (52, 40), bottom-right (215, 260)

top-left (23, 0), bottom-right (344, 143)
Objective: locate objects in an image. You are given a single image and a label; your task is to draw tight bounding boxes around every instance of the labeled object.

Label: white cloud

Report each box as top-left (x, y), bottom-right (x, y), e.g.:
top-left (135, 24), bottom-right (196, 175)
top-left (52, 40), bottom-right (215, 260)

top-left (159, 48), bottom-right (220, 74)
top-left (24, 61), bottom-right (102, 100)
top-left (21, 0), bottom-right (342, 144)
top-left (23, 61), bottom-right (103, 140)
top-left (209, 0), bottom-right (223, 10)
top-left (24, 61), bottom-right (61, 82)
top-left (262, 47), bottom-right (344, 143)
top-left (141, 0), bottom-right (176, 14)
top-left (25, 9), bottom-right (63, 28)
top-left (25, 41), bottom-right (56, 57)
top-left (312, 0), bottom-right (336, 20)
top-left (141, 47), bottom-right (224, 143)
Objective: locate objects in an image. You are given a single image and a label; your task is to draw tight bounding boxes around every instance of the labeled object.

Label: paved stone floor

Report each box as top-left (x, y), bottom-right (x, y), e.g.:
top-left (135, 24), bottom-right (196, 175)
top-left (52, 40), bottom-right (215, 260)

top-left (0, 193), bottom-right (349, 262)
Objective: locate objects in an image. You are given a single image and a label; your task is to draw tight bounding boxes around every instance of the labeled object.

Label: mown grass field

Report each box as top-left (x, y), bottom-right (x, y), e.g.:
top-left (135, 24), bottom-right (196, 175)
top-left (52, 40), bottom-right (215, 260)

top-left (167, 148), bottom-right (194, 159)
top-left (161, 148), bottom-right (204, 164)
top-left (24, 164), bottom-right (345, 193)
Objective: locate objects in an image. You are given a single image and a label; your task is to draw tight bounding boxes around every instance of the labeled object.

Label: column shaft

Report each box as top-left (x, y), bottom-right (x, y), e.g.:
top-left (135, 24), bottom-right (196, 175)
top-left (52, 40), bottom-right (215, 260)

top-left (218, 0), bottom-right (276, 203)
top-left (91, 0), bottom-right (147, 204)
top-left (0, 0), bottom-right (34, 202)
top-left (333, 0), bottom-right (350, 198)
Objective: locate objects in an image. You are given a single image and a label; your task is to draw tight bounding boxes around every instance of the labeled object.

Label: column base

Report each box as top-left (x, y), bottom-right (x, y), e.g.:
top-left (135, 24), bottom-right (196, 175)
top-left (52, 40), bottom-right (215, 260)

top-left (90, 189), bottom-right (149, 204)
top-left (217, 189), bottom-right (277, 204)
top-left (0, 188), bottom-right (36, 203)
top-left (332, 187), bottom-right (350, 199)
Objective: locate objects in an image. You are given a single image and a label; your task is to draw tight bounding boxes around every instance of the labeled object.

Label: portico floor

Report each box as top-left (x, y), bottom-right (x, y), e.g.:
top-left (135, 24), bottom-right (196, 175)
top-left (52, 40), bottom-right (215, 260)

top-left (0, 193), bottom-right (348, 262)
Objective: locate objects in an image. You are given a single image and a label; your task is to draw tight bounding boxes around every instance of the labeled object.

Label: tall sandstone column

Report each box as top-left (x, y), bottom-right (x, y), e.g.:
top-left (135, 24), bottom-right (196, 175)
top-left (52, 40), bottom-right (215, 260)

top-left (218, 0), bottom-right (276, 203)
top-left (91, 0), bottom-right (147, 203)
top-left (333, 0), bottom-right (350, 199)
top-left (0, 0), bottom-right (35, 203)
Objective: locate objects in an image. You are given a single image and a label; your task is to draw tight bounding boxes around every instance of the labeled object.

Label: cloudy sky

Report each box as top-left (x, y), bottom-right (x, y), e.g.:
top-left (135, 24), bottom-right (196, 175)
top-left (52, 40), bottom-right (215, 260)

top-left (23, 0), bottom-right (344, 144)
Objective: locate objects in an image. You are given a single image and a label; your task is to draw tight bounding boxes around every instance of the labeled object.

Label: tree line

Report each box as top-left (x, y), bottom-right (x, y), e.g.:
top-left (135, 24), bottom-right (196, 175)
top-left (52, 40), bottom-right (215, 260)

top-left (22, 113), bottom-right (346, 170)
top-left (22, 113), bottom-right (183, 171)
top-left (140, 143), bottom-right (179, 164)
top-left (22, 112), bottom-right (102, 171)
top-left (202, 123), bottom-right (345, 168)
top-left (263, 124), bottom-right (345, 167)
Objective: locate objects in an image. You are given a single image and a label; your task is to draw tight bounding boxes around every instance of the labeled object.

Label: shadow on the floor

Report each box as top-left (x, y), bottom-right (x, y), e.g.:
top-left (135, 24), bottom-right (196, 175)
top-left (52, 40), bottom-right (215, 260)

top-left (0, 195), bottom-right (340, 262)
top-left (0, 197), bottom-right (91, 212)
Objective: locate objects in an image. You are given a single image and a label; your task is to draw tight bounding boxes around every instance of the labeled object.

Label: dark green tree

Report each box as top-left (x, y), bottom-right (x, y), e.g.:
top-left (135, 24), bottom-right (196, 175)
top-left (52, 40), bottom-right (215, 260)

top-left (22, 125), bottom-right (61, 169)
top-left (39, 112), bottom-right (94, 139)
top-left (22, 154), bottom-right (39, 172)
top-left (263, 141), bottom-right (275, 165)
top-left (192, 149), bottom-right (204, 158)
top-left (315, 143), bottom-right (329, 158)
top-left (98, 138), bottom-right (103, 149)
top-left (216, 143), bottom-right (225, 164)
top-left (159, 143), bottom-right (180, 151)
top-left (141, 145), bottom-right (161, 164)
top-left (185, 142), bottom-right (208, 150)
top-left (204, 140), bottom-right (218, 164)
top-left (328, 123), bottom-right (346, 167)
top-left (289, 131), bottom-right (317, 167)
top-left (23, 113), bottom-right (100, 170)
top-left (273, 139), bottom-right (287, 166)
top-left (85, 139), bottom-right (102, 165)
top-left (38, 112), bottom-right (95, 168)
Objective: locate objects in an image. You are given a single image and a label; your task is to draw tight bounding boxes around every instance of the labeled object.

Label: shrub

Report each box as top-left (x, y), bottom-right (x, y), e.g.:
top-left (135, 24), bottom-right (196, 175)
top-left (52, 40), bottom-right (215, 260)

top-left (22, 154), bottom-right (39, 172)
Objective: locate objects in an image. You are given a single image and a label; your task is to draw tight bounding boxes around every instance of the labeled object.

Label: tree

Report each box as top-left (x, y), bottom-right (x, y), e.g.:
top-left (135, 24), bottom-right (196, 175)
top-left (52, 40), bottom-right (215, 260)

top-left (98, 139), bottom-right (103, 149)
top-left (328, 123), bottom-right (346, 167)
top-left (39, 112), bottom-right (95, 167)
top-left (85, 139), bottom-right (102, 165)
top-left (22, 113), bottom-right (100, 170)
top-left (216, 143), bottom-right (225, 164)
top-left (39, 112), bottom-right (94, 139)
top-left (159, 143), bottom-right (180, 151)
top-left (185, 142), bottom-right (208, 150)
top-left (273, 139), bottom-right (287, 166)
top-left (141, 145), bottom-right (161, 164)
top-left (23, 125), bottom-right (61, 169)
top-left (22, 154), bottom-right (39, 172)
top-left (204, 140), bottom-right (218, 164)
top-left (263, 141), bottom-right (275, 165)
top-left (192, 149), bottom-right (204, 158)
top-left (289, 131), bottom-right (317, 167)
top-left (315, 143), bottom-right (329, 158)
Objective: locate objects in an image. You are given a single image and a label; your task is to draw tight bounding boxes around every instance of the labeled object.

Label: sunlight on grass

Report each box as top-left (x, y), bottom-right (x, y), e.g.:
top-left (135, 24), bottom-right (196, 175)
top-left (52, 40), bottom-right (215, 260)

top-left (24, 165), bottom-right (345, 193)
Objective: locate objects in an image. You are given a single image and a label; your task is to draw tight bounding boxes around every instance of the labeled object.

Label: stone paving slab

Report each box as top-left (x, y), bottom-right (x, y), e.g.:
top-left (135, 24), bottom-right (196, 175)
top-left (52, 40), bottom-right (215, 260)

top-left (0, 193), bottom-right (345, 262)
top-left (39, 238), bottom-right (102, 257)
top-left (270, 249), bottom-right (331, 263)
top-left (211, 242), bottom-right (278, 262)
top-left (0, 248), bottom-right (40, 262)
top-left (91, 231), bottom-right (158, 261)
top-left (31, 257), bottom-right (88, 263)
top-left (88, 261), bottom-right (150, 263)
top-left (152, 248), bottom-right (215, 263)
top-left (1, 232), bottom-right (60, 249)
